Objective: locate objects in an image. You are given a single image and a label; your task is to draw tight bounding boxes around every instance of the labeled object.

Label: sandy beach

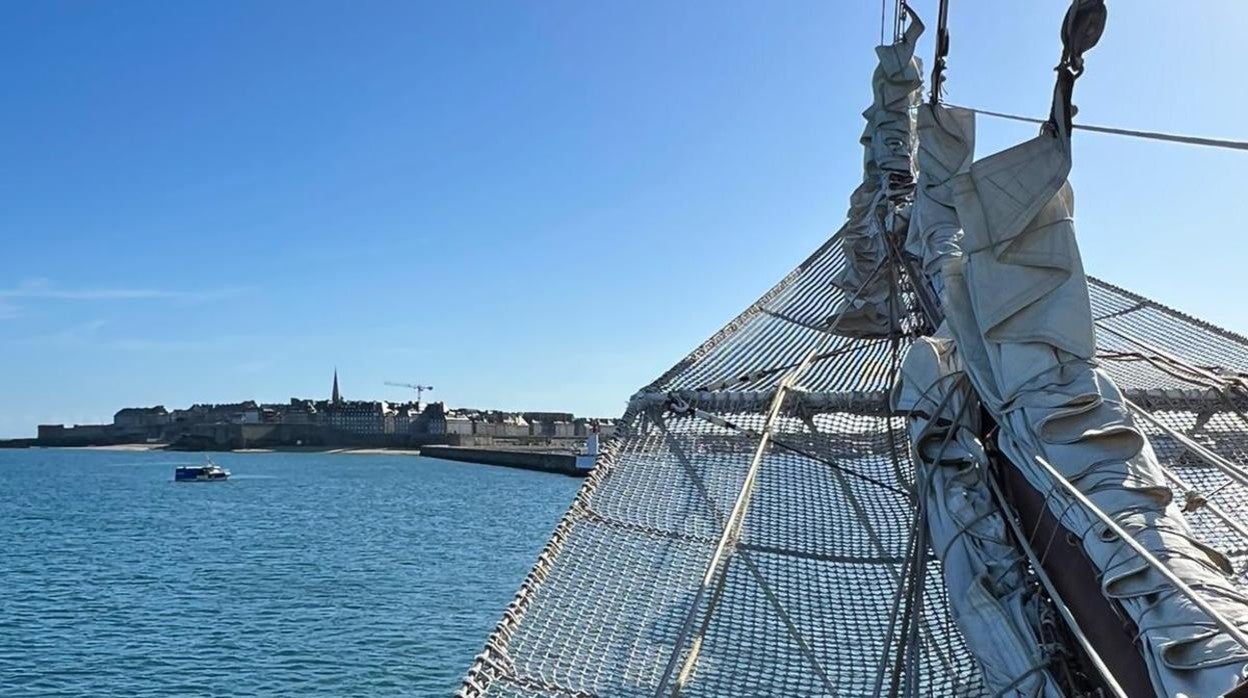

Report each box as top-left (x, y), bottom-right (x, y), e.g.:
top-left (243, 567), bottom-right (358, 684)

top-left (69, 444), bottom-right (425, 457)
top-left (69, 443), bottom-right (167, 452)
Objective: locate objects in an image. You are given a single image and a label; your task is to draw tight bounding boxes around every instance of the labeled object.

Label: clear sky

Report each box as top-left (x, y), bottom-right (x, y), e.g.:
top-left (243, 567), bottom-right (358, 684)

top-left (2, 1), bottom-right (1246, 437)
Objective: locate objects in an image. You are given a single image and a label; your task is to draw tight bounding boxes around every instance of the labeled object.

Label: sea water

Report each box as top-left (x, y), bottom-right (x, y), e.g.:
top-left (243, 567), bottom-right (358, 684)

top-left (0, 448), bottom-right (579, 696)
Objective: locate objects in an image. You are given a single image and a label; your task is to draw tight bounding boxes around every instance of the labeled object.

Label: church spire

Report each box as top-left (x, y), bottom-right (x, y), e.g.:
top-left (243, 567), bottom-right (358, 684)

top-left (332, 368), bottom-right (342, 404)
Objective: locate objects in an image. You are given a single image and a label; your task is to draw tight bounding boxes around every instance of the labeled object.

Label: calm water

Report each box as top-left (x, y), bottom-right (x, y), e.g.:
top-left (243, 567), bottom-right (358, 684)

top-left (0, 449), bottom-right (579, 697)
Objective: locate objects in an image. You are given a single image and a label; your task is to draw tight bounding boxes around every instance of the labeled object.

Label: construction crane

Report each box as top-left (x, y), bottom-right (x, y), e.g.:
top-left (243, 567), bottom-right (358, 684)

top-left (385, 381), bottom-right (434, 405)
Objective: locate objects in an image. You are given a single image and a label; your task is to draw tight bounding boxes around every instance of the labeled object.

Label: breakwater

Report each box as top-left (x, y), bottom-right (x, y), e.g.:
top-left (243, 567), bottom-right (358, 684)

top-left (419, 446), bottom-right (587, 477)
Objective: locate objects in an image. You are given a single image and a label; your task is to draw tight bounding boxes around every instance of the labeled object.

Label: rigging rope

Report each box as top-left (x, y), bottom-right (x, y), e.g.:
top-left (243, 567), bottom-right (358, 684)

top-left (882, 0), bottom-right (905, 45)
top-left (947, 103), bottom-right (1248, 152)
top-left (985, 475), bottom-right (1129, 698)
top-left (880, 0), bottom-right (887, 46)
top-left (1029, 453), bottom-right (1248, 654)
top-left (929, 0), bottom-right (951, 104)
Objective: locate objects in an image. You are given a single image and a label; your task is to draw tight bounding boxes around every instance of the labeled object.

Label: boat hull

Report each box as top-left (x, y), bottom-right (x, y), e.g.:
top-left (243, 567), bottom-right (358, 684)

top-left (174, 467), bottom-right (230, 482)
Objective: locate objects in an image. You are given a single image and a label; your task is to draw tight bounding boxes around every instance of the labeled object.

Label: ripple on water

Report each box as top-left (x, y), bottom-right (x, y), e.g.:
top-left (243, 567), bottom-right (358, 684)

top-left (0, 450), bottom-right (578, 697)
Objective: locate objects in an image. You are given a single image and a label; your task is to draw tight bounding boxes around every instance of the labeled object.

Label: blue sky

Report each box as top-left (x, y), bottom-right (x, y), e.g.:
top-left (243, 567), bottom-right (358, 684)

top-left (2, 1), bottom-right (1246, 437)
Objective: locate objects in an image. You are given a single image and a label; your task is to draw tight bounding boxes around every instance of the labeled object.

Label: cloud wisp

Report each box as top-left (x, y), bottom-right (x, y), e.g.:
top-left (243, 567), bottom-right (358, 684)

top-left (1, 322), bottom-right (272, 352)
top-left (0, 279), bottom-right (250, 303)
top-left (0, 301), bottom-right (21, 320)
top-left (3, 318), bottom-right (111, 347)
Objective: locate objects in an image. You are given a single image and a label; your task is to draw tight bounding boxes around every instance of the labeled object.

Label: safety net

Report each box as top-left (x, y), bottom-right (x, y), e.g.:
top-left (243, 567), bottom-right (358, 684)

top-left (456, 224), bottom-right (1248, 696)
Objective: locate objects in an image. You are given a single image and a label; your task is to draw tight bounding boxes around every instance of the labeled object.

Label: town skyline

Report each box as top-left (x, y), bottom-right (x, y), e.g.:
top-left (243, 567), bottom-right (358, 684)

top-left (26, 367), bottom-right (617, 452)
top-left (2, 359), bottom-right (631, 439)
top-left (28, 369), bottom-right (614, 434)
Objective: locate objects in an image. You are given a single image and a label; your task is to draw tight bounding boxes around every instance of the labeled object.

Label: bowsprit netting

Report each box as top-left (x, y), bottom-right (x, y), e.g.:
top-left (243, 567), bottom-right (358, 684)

top-left (456, 207), bottom-right (1248, 696)
top-left (456, 229), bottom-right (980, 697)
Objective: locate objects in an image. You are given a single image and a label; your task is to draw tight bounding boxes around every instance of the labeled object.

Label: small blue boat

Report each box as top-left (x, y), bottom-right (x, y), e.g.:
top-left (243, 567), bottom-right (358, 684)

top-left (174, 459), bottom-right (230, 482)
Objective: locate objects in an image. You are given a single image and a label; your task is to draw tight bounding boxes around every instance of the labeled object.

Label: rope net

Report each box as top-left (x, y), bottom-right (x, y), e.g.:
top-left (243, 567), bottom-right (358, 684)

top-left (457, 225), bottom-right (1248, 696)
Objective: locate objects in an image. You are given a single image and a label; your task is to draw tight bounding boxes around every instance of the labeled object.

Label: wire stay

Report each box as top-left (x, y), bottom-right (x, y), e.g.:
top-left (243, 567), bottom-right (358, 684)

top-left (948, 103), bottom-right (1248, 153)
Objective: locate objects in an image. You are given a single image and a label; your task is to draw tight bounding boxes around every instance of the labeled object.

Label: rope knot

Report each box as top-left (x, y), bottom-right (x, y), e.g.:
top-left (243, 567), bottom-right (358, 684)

top-left (1182, 489), bottom-right (1208, 513)
top-left (667, 394), bottom-right (693, 416)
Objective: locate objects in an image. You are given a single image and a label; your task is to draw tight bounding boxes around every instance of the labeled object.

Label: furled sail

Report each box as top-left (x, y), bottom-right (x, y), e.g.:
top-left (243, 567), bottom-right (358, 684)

top-left (826, 10), bottom-right (923, 337)
top-left (902, 2), bottom-right (1248, 695)
top-left (905, 104), bottom-right (973, 300)
top-left (893, 329), bottom-right (1065, 697)
top-left (894, 98), bottom-right (1072, 697)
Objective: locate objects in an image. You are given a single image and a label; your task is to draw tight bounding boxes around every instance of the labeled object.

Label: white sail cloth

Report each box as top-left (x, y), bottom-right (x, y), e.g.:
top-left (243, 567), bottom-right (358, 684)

top-left (905, 104), bottom-right (974, 298)
top-left (826, 16), bottom-right (923, 337)
top-left (893, 331), bottom-right (1065, 697)
top-left (895, 103), bottom-right (1064, 696)
top-left (907, 96), bottom-right (1248, 696)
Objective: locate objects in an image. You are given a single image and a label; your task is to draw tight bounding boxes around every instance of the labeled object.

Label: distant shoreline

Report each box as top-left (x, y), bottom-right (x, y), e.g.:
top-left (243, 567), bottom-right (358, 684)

top-left (7, 442), bottom-right (591, 476)
top-left (44, 444), bottom-right (426, 456)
